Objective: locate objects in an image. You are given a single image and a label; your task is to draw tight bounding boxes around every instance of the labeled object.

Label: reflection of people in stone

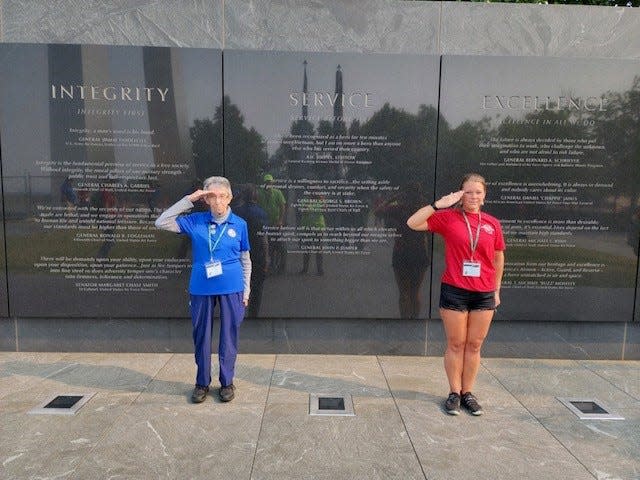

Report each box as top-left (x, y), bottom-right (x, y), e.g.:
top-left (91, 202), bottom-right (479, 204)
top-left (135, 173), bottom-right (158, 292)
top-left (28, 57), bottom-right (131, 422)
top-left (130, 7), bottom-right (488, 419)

top-left (408, 173), bottom-right (505, 416)
top-left (299, 195), bottom-right (326, 275)
top-left (627, 206), bottom-right (640, 256)
top-left (375, 183), bottom-right (429, 318)
top-left (60, 176), bottom-right (77, 210)
top-left (257, 173), bottom-right (287, 274)
top-left (155, 176), bottom-right (251, 404)
top-left (77, 190), bottom-right (89, 209)
top-left (93, 189), bottom-right (118, 258)
top-left (234, 184), bottom-right (269, 318)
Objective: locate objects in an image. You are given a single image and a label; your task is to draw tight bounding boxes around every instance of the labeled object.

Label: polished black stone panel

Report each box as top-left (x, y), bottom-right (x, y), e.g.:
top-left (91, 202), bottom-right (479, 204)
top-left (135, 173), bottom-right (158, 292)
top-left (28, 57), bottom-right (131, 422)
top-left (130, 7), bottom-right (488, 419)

top-left (224, 49), bottom-right (440, 319)
top-left (44, 395), bottom-right (83, 409)
top-left (318, 397), bottom-right (345, 410)
top-left (0, 189), bottom-right (7, 317)
top-left (0, 319), bottom-right (16, 350)
top-left (427, 319), bottom-right (626, 360)
top-left (16, 318), bottom-right (192, 353)
top-left (14, 317), bottom-right (426, 355)
top-left (12, 316), bottom-right (635, 359)
top-left (569, 401), bottom-right (608, 415)
top-left (625, 322), bottom-right (640, 360)
top-left (0, 43), bottom-right (222, 317)
top-left (241, 318), bottom-right (427, 356)
top-left (435, 55), bottom-right (640, 322)
top-left (636, 252), bottom-right (640, 323)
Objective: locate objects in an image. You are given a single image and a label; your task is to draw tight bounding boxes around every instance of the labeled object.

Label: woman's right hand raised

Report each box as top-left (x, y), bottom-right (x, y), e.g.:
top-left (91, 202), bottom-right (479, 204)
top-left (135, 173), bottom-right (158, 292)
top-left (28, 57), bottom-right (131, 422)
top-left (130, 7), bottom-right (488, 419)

top-left (434, 190), bottom-right (464, 210)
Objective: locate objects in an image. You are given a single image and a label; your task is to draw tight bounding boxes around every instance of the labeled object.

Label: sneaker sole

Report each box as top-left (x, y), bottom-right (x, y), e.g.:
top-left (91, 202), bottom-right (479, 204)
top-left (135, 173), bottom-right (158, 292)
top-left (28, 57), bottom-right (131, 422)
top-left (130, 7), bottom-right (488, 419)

top-left (445, 408), bottom-right (461, 416)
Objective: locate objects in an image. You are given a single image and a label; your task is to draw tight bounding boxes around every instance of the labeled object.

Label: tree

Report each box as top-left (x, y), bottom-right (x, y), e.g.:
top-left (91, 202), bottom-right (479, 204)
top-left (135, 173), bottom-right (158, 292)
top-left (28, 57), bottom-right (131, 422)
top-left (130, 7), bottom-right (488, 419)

top-left (222, 95), bottom-right (268, 184)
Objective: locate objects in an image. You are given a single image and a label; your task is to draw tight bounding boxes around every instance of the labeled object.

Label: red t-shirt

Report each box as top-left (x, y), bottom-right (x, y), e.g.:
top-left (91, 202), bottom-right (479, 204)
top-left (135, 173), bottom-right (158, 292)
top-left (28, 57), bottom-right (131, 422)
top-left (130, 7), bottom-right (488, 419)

top-left (428, 208), bottom-right (505, 292)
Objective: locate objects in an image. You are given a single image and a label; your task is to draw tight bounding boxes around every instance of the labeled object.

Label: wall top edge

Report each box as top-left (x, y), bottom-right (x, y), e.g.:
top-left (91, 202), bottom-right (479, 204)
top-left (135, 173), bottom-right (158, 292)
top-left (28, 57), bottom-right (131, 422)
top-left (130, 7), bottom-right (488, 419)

top-left (1, 1), bottom-right (639, 59)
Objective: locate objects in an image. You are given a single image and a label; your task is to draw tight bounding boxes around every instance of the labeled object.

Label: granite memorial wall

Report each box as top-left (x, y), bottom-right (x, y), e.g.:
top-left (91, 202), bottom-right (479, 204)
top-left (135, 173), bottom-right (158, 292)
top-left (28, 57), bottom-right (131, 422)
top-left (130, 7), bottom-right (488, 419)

top-left (435, 55), bottom-right (640, 322)
top-left (0, 43), bottom-right (638, 322)
top-left (223, 50), bottom-right (439, 319)
top-left (0, 43), bottom-right (222, 317)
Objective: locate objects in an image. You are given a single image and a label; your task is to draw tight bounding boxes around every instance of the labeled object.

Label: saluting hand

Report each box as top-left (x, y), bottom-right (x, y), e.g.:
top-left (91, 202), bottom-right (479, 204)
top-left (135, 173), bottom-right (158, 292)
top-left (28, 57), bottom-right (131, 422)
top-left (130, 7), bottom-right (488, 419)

top-left (434, 190), bottom-right (464, 210)
top-left (187, 189), bottom-right (213, 203)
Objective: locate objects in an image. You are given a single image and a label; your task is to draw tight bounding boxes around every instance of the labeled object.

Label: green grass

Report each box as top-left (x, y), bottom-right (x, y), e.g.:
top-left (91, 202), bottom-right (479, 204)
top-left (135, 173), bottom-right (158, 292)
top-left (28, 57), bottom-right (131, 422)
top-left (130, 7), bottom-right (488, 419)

top-left (504, 246), bottom-right (636, 287)
top-left (433, 240), bottom-right (635, 287)
top-left (6, 225), bottom-right (184, 272)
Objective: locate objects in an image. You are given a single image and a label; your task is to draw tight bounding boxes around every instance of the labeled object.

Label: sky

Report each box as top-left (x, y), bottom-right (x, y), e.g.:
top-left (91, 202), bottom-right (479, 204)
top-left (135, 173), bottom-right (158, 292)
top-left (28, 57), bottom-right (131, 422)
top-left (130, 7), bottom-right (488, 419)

top-left (223, 50), bottom-right (441, 154)
top-left (440, 55), bottom-right (640, 127)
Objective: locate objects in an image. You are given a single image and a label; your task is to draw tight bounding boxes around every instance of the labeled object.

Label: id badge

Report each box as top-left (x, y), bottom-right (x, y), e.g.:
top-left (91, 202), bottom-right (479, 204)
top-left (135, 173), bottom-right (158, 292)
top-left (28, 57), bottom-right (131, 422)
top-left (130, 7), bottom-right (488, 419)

top-left (462, 260), bottom-right (481, 277)
top-left (205, 260), bottom-right (223, 278)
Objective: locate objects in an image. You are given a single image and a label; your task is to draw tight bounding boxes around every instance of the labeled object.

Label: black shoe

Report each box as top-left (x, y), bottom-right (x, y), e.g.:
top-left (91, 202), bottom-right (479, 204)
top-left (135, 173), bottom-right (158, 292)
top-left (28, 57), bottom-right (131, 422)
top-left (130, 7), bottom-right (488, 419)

top-left (461, 392), bottom-right (483, 416)
top-left (444, 392), bottom-right (461, 415)
top-left (191, 385), bottom-right (209, 403)
top-left (219, 384), bottom-right (235, 402)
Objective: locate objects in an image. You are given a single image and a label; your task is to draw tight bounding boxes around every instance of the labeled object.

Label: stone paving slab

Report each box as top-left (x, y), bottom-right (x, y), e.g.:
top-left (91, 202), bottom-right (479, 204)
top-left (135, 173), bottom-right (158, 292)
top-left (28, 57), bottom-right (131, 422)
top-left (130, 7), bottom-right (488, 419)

top-left (483, 358), bottom-right (640, 480)
top-left (0, 353), bottom-right (639, 480)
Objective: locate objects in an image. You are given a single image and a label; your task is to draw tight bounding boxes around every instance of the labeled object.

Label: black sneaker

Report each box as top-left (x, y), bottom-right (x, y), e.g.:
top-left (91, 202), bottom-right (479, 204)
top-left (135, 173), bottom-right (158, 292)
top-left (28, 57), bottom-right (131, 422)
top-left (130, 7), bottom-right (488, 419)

top-left (461, 392), bottom-right (483, 416)
top-left (191, 385), bottom-right (209, 403)
top-left (444, 392), bottom-right (461, 415)
top-left (219, 384), bottom-right (235, 402)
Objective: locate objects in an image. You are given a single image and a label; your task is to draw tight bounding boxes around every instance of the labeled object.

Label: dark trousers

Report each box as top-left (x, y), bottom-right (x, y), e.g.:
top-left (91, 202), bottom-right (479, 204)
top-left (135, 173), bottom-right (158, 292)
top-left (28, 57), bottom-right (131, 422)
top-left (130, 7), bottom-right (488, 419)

top-left (190, 293), bottom-right (245, 388)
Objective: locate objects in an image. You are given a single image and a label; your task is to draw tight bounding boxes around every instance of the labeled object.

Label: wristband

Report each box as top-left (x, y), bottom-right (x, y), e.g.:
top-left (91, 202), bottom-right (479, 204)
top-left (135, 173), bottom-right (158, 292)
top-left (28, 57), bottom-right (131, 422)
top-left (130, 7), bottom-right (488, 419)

top-left (431, 203), bottom-right (440, 211)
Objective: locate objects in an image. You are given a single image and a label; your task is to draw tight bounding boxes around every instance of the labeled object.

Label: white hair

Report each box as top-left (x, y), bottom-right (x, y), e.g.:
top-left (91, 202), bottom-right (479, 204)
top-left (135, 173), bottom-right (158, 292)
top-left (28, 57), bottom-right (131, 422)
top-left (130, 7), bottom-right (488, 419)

top-left (202, 176), bottom-right (232, 195)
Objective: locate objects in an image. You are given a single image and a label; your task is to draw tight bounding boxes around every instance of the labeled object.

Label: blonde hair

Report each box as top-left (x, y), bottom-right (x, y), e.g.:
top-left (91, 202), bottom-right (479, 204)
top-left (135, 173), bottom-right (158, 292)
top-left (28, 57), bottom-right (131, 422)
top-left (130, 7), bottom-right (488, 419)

top-left (460, 173), bottom-right (486, 192)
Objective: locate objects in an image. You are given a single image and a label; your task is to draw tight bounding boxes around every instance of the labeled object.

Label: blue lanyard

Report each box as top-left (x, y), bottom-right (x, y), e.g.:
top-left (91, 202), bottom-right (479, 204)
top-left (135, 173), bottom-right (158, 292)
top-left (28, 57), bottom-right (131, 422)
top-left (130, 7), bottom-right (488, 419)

top-left (208, 223), bottom-right (228, 261)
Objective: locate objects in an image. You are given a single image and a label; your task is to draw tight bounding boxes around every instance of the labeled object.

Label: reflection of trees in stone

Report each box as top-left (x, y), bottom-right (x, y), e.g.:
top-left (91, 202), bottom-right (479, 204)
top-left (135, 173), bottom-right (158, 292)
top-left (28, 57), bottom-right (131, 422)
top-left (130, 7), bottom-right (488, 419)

top-left (436, 109), bottom-right (592, 193)
top-left (350, 103), bottom-right (439, 187)
top-left (190, 96), bottom-right (267, 185)
top-left (269, 118), bottom-right (317, 181)
top-left (439, 80), bottom-right (640, 226)
top-left (437, 117), bottom-right (490, 192)
top-left (504, 110), bottom-right (589, 185)
top-left (591, 76), bottom-right (640, 217)
top-left (190, 118), bottom-right (220, 182)
top-left (223, 96), bottom-right (268, 185)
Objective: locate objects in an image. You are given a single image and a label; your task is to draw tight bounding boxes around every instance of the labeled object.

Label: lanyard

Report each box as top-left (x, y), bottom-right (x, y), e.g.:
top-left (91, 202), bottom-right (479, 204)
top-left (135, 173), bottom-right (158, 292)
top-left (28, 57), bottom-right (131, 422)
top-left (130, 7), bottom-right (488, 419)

top-left (462, 211), bottom-right (481, 260)
top-left (208, 223), bottom-right (228, 261)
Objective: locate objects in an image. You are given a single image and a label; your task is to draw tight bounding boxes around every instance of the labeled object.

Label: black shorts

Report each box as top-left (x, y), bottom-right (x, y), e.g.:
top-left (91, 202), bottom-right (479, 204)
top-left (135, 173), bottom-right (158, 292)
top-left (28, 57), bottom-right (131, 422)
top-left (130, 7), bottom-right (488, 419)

top-left (439, 283), bottom-right (496, 312)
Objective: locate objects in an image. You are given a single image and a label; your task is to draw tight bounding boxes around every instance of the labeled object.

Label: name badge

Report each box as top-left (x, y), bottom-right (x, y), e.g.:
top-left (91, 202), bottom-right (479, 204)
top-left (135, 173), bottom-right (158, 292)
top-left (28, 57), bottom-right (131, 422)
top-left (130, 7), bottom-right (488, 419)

top-left (205, 260), bottom-right (223, 278)
top-left (462, 260), bottom-right (481, 277)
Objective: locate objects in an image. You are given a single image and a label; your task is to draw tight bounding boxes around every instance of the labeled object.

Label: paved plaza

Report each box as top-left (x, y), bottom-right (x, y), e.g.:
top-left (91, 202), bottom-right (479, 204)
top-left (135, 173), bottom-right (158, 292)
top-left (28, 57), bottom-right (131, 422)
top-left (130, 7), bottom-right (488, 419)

top-left (1, 352), bottom-right (638, 480)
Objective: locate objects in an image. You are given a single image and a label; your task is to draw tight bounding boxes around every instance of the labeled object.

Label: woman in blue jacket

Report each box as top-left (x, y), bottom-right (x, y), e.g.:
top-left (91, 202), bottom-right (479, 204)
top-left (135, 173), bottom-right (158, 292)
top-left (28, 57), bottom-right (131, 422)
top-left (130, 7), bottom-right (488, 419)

top-left (155, 176), bottom-right (251, 403)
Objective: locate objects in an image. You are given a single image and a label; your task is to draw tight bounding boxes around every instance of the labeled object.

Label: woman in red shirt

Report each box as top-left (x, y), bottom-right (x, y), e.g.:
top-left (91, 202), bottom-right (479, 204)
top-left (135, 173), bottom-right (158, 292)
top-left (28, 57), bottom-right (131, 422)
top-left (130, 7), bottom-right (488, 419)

top-left (407, 173), bottom-right (505, 416)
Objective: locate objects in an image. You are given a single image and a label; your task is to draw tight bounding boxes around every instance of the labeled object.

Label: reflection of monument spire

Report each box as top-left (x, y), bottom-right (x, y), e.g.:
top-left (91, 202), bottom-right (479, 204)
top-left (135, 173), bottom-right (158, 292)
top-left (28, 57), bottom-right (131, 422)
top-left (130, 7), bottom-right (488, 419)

top-left (333, 64), bottom-right (343, 123)
top-left (302, 60), bottom-right (308, 121)
top-left (333, 65), bottom-right (347, 179)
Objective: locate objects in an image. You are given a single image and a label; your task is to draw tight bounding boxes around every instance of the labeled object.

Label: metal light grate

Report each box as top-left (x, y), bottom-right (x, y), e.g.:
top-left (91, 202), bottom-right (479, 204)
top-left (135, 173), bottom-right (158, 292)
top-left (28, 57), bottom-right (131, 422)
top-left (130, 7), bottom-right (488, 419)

top-left (28, 393), bottom-right (96, 415)
top-left (309, 393), bottom-right (355, 416)
top-left (557, 397), bottom-right (624, 420)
